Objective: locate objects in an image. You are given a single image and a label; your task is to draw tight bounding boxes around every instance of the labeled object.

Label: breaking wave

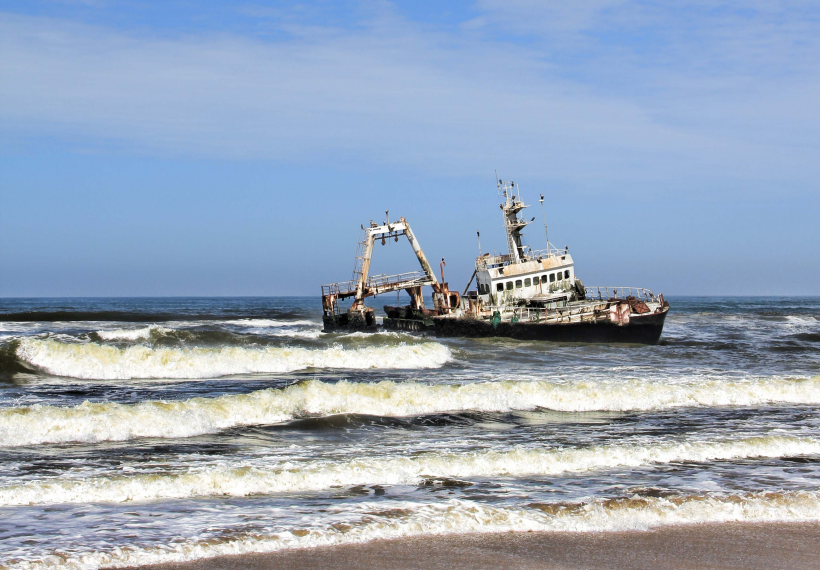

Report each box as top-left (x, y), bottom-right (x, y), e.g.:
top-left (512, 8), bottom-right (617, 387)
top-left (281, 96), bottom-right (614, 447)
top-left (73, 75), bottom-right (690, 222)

top-left (0, 310), bottom-right (310, 323)
top-left (223, 319), bottom-right (318, 327)
top-left (14, 338), bottom-right (451, 380)
top-left (1, 435), bottom-right (818, 506)
top-left (264, 328), bottom-right (324, 339)
top-left (10, 489), bottom-right (820, 568)
top-left (95, 325), bottom-right (171, 341)
top-left (94, 323), bottom-right (324, 342)
top-left (4, 375), bottom-right (820, 446)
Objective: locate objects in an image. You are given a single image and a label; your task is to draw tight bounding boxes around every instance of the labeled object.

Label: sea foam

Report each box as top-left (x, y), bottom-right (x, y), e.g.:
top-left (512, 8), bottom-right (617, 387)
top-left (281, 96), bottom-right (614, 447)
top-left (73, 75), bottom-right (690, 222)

top-left (11, 490), bottom-right (820, 569)
top-left (2, 375), bottom-right (820, 447)
top-left (222, 319), bottom-right (318, 327)
top-left (95, 325), bottom-right (170, 341)
top-left (1, 434), bottom-right (818, 506)
top-left (14, 338), bottom-right (451, 380)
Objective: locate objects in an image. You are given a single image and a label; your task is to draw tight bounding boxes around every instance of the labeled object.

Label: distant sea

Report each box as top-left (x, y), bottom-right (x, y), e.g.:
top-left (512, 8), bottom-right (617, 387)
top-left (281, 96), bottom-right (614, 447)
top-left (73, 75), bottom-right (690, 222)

top-left (1, 296), bottom-right (819, 568)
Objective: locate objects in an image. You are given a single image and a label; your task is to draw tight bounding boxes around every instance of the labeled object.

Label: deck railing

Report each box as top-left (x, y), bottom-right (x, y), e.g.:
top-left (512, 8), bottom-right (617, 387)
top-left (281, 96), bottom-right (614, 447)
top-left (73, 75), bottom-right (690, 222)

top-left (523, 246), bottom-right (569, 260)
top-left (481, 286), bottom-right (660, 322)
top-left (366, 270), bottom-right (430, 289)
top-left (482, 304), bottom-right (578, 323)
top-left (476, 246), bottom-right (569, 270)
top-left (322, 270), bottom-right (432, 298)
top-left (321, 280), bottom-right (359, 297)
top-left (582, 286), bottom-right (658, 303)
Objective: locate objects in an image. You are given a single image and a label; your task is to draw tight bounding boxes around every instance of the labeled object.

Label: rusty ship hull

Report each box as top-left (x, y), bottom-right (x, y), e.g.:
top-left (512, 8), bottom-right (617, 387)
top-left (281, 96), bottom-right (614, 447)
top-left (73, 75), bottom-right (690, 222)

top-left (431, 307), bottom-right (668, 344)
top-left (382, 294), bottom-right (670, 345)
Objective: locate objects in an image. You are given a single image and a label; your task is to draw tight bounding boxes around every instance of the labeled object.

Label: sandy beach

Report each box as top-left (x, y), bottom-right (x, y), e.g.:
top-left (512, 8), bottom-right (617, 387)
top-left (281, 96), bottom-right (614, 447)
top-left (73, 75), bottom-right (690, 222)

top-left (133, 522), bottom-right (820, 570)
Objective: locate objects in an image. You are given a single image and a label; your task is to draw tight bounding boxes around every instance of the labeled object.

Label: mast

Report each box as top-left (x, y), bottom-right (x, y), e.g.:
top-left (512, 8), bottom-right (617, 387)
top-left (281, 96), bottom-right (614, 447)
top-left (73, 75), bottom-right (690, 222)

top-left (497, 179), bottom-right (531, 263)
top-left (539, 193), bottom-right (549, 250)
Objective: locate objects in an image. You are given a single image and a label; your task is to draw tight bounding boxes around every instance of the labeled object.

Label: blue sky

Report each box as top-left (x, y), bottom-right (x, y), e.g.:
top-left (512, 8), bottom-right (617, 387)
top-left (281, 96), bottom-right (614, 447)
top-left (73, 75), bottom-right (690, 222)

top-left (1, 1), bottom-right (818, 296)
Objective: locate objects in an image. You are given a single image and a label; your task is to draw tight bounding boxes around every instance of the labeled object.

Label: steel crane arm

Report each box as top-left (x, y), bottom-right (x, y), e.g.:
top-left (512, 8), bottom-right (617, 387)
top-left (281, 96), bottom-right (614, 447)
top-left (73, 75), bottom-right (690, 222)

top-left (351, 217), bottom-right (438, 308)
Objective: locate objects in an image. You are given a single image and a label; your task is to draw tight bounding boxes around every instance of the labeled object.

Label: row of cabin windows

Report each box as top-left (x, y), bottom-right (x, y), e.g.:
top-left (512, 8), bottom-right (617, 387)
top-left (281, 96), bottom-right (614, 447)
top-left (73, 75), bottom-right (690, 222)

top-left (479, 270), bottom-right (571, 294)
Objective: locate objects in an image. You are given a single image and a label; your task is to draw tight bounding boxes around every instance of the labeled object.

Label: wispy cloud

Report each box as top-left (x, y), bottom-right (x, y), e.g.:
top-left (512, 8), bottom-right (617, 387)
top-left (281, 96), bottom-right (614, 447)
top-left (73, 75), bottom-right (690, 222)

top-left (1, 2), bottom-right (818, 193)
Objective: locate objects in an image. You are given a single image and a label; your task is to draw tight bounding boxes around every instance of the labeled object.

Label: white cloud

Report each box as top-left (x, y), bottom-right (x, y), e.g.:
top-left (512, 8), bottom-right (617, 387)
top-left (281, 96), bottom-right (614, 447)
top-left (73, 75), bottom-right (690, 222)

top-left (0, 4), bottom-right (818, 193)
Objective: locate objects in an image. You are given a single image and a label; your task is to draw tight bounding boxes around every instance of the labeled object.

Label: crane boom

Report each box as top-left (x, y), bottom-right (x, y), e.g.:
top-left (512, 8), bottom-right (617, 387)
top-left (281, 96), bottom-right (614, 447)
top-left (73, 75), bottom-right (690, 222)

top-left (321, 216), bottom-right (443, 330)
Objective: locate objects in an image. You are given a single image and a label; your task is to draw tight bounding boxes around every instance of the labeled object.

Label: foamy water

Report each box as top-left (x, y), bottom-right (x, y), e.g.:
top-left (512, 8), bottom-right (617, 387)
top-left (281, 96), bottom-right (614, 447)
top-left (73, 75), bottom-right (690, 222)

top-left (2, 435), bottom-right (817, 506)
top-left (15, 337), bottom-right (451, 379)
top-left (222, 319), bottom-right (319, 327)
top-left (2, 296), bottom-right (820, 569)
top-left (95, 325), bottom-right (171, 341)
top-left (12, 491), bottom-right (820, 570)
top-left (2, 375), bottom-right (820, 446)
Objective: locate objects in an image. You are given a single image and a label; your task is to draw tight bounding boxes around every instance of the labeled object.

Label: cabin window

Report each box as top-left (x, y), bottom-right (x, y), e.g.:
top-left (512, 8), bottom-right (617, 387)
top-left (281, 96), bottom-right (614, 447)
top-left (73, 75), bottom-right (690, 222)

top-left (564, 270), bottom-right (570, 279)
top-left (515, 279), bottom-right (522, 288)
top-left (541, 275), bottom-right (548, 284)
top-left (524, 278), bottom-right (531, 287)
top-left (497, 283), bottom-right (504, 292)
top-left (550, 273), bottom-right (555, 283)
top-left (505, 281), bottom-right (513, 291)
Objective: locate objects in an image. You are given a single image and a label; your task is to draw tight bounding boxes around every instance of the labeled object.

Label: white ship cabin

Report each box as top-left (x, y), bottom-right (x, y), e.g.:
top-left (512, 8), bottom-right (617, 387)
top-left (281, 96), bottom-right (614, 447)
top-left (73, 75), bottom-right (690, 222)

top-left (476, 251), bottom-right (575, 304)
top-left (474, 180), bottom-right (576, 306)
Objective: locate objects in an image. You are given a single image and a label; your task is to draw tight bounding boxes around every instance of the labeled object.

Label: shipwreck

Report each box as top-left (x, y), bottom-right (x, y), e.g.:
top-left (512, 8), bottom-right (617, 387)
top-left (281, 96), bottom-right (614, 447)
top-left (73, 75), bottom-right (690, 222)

top-left (321, 178), bottom-right (669, 344)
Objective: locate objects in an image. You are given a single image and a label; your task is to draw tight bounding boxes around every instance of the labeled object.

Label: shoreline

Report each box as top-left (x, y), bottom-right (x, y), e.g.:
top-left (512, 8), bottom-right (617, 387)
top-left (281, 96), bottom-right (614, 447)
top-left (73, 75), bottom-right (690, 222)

top-left (131, 521), bottom-right (820, 570)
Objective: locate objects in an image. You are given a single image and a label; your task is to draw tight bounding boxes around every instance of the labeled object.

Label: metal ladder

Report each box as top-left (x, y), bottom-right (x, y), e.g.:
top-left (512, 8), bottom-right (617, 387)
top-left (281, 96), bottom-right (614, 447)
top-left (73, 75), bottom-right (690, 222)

top-left (351, 229), bottom-right (368, 284)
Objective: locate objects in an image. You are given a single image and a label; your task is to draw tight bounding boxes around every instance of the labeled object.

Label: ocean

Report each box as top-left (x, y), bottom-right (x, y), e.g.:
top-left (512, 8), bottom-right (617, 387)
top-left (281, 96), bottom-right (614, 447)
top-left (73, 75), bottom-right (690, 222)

top-left (1, 296), bottom-right (819, 568)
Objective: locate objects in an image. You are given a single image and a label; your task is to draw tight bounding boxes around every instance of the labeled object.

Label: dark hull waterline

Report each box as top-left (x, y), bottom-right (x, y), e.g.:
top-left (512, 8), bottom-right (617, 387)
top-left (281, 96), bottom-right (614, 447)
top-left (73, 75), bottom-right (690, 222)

top-left (334, 306), bottom-right (671, 345)
top-left (431, 309), bottom-right (668, 345)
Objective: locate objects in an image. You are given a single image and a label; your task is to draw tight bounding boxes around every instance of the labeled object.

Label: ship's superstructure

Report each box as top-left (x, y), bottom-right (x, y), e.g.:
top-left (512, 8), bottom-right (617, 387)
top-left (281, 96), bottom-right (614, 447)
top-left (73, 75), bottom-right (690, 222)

top-left (475, 180), bottom-right (579, 309)
top-left (321, 177), bottom-right (669, 344)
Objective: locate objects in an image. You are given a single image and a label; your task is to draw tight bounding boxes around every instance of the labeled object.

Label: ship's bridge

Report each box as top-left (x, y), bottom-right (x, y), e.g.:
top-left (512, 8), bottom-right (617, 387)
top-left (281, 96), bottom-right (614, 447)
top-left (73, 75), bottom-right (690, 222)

top-left (475, 250), bottom-right (575, 304)
top-left (471, 178), bottom-right (578, 306)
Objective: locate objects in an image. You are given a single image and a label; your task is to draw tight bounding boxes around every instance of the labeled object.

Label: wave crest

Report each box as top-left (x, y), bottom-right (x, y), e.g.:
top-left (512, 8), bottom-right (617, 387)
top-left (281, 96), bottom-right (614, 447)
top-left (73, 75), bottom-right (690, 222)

top-left (3, 375), bottom-right (820, 447)
top-left (94, 325), bottom-right (170, 341)
top-left (15, 489), bottom-right (820, 569)
top-left (15, 338), bottom-right (451, 380)
top-left (223, 319), bottom-right (318, 327)
top-left (1, 435), bottom-right (819, 506)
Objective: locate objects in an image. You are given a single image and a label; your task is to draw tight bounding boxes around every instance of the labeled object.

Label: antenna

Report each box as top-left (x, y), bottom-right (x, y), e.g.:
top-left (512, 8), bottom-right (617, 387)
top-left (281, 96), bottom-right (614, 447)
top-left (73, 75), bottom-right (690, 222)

top-left (495, 170), bottom-right (506, 200)
top-left (539, 193), bottom-right (549, 251)
top-left (477, 231), bottom-right (482, 255)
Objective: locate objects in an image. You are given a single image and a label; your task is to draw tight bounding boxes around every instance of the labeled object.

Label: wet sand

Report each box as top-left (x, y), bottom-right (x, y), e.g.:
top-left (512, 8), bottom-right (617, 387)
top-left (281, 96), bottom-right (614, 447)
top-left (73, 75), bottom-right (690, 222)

top-left (134, 522), bottom-right (820, 570)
